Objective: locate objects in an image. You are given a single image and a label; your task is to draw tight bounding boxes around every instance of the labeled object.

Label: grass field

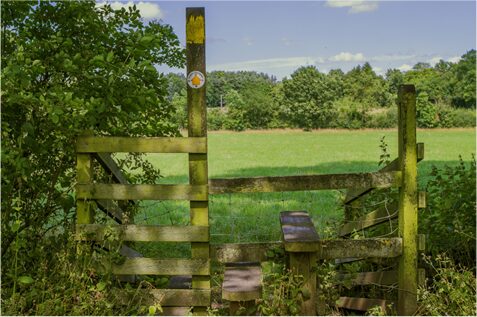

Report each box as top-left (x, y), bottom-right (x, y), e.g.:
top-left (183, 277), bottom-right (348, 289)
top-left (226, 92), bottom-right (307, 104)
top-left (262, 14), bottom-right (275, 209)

top-left (131, 129), bottom-right (475, 257)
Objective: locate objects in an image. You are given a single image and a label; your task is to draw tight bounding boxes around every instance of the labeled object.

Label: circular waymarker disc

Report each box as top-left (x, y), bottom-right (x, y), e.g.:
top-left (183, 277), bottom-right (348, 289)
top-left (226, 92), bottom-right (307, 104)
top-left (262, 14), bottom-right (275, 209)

top-left (187, 71), bottom-right (205, 89)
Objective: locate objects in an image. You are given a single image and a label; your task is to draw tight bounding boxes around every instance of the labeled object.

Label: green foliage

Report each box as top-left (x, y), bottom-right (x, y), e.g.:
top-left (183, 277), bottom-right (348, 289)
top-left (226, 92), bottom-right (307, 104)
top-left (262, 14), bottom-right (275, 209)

top-left (280, 66), bottom-right (339, 129)
top-left (416, 92), bottom-right (438, 128)
top-left (417, 254), bottom-right (476, 316)
top-left (449, 50), bottom-right (476, 108)
top-left (257, 261), bottom-right (305, 316)
top-left (1, 1), bottom-right (184, 314)
top-left (420, 156), bottom-right (476, 267)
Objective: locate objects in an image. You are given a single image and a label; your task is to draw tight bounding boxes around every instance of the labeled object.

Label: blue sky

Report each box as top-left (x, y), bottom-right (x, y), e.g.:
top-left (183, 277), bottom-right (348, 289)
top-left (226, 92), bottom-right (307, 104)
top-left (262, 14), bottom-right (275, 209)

top-left (97, 1), bottom-right (476, 79)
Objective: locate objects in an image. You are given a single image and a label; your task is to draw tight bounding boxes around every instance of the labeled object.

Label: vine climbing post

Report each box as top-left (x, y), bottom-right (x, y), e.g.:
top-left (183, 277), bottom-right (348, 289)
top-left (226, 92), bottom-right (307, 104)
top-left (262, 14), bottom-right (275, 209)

top-left (397, 85), bottom-right (418, 315)
top-left (186, 7), bottom-right (210, 315)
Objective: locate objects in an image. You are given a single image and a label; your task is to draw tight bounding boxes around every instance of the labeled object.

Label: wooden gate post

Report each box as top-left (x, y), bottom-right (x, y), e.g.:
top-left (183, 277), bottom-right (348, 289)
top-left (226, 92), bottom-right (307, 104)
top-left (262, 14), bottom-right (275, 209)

top-left (186, 7), bottom-right (210, 315)
top-left (397, 85), bottom-right (418, 315)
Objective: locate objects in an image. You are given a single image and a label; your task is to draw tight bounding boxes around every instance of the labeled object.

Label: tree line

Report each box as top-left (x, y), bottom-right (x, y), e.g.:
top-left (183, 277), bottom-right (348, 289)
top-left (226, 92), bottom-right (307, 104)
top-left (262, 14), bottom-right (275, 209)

top-left (167, 50), bottom-right (476, 130)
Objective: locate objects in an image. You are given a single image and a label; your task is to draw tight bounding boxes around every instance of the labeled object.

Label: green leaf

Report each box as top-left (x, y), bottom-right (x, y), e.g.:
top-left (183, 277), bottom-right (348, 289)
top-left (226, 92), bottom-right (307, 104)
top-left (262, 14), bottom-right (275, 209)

top-left (18, 275), bottom-right (34, 285)
top-left (106, 51), bottom-right (114, 63)
top-left (140, 35), bottom-right (154, 45)
top-left (148, 305), bottom-right (156, 315)
top-left (96, 281), bottom-right (107, 291)
top-left (12, 220), bottom-right (22, 233)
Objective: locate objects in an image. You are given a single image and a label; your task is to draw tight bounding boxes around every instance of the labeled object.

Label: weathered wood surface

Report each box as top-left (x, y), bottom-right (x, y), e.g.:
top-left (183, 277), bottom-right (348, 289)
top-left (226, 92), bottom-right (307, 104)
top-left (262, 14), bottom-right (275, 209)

top-left (280, 211), bottom-right (320, 253)
top-left (344, 142), bottom-right (423, 205)
top-left (290, 252), bottom-right (317, 316)
top-left (337, 297), bottom-right (395, 312)
top-left (76, 136), bottom-right (207, 153)
top-left (187, 8), bottom-right (210, 312)
top-left (94, 152), bottom-right (129, 184)
top-left (418, 191), bottom-right (426, 208)
top-left (222, 265), bottom-right (262, 301)
top-left (397, 84), bottom-right (418, 316)
top-left (209, 171), bottom-right (401, 194)
top-left (116, 288), bottom-right (210, 306)
top-left (211, 242), bottom-right (281, 263)
top-left (418, 234), bottom-right (426, 251)
top-left (76, 224), bottom-right (209, 242)
top-left (110, 258), bottom-right (209, 275)
top-left (76, 183), bottom-right (207, 201)
top-left (160, 307), bottom-right (192, 316)
top-left (339, 203), bottom-right (398, 237)
top-left (76, 153), bottom-right (94, 225)
top-left (318, 238), bottom-right (402, 259)
top-left (336, 269), bottom-right (426, 286)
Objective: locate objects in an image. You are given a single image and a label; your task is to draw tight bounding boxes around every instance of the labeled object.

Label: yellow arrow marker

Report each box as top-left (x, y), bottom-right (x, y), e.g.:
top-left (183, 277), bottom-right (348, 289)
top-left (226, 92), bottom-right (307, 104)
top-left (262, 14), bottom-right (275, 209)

top-left (191, 74), bottom-right (201, 86)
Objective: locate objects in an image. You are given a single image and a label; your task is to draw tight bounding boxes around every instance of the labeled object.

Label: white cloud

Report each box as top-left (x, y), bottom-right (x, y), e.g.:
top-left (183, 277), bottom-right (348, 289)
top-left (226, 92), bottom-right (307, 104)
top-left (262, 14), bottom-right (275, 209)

top-left (397, 64), bottom-right (413, 72)
top-left (96, 1), bottom-right (163, 19)
top-left (325, 0), bottom-right (379, 14)
top-left (447, 55), bottom-right (461, 63)
top-left (329, 52), bottom-right (366, 62)
top-left (371, 54), bottom-right (417, 62)
top-left (427, 56), bottom-right (443, 66)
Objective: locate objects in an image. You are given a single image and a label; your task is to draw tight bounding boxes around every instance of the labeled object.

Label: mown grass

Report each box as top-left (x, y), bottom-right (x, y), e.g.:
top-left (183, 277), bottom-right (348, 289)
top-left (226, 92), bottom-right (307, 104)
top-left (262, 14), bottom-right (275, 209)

top-left (132, 129), bottom-right (475, 257)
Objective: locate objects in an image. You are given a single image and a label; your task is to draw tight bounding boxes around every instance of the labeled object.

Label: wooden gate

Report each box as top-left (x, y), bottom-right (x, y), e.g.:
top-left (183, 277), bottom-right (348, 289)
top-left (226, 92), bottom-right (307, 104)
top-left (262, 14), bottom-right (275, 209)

top-left (75, 8), bottom-right (210, 314)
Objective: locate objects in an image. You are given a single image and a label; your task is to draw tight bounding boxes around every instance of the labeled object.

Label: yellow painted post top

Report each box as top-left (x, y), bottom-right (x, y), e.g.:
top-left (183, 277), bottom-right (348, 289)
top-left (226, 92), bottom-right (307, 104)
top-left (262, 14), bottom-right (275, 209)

top-left (186, 10), bottom-right (205, 44)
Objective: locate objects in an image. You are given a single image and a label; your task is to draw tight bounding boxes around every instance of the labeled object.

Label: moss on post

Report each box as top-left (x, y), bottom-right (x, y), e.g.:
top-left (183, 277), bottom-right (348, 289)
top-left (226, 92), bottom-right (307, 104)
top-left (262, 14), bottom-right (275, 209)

top-left (397, 84), bottom-right (418, 316)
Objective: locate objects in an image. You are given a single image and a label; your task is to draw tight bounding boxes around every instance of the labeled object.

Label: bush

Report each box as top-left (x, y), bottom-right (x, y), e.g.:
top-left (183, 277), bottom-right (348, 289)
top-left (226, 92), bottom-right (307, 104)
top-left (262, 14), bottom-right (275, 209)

top-left (366, 107), bottom-right (398, 128)
top-left (420, 156), bottom-right (476, 268)
top-left (437, 104), bottom-right (476, 128)
top-left (417, 254), bottom-right (476, 316)
top-left (417, 92), bottom-right (439, 128)
top-left (207, 107), bottom-right (227, 130)
top-left (329, 97), bottom-right (370, 129)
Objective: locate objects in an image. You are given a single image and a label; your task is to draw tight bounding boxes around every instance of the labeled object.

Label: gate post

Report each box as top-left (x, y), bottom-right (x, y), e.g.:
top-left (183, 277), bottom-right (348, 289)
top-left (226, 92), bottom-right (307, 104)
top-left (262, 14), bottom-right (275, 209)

top-left (397, 85), bottom-right (418, 315)
top-left (186, 7), bottom-right (210, 315)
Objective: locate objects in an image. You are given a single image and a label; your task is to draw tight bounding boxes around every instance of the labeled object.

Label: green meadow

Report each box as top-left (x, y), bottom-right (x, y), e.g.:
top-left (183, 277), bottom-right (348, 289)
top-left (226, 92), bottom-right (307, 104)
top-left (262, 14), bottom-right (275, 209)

top-left (133, 129), bottom-right (475, 257)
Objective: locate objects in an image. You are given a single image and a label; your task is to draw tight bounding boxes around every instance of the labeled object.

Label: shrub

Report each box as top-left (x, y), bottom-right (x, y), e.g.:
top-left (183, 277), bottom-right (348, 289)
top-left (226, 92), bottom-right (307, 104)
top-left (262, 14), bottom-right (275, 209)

top-left (417, 254), bottom-right (476, 316)
top-left (366, 107), bottom-right (398, 128)
top-left (207, 107), bottom-right (227, 130)
top-left (416, 92), bottom-right (439, 128)
top-left (420, 156), bottom-right (476, 268)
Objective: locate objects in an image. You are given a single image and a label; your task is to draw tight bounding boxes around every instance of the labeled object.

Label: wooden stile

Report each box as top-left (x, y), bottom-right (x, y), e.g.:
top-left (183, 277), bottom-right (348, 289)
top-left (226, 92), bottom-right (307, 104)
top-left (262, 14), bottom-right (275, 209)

top-left (110, 258), bottom-right (210, 276)
top-left (337, 297), bottom-right (395, 313)
top-left (339, 203), bottom-right (398, 237)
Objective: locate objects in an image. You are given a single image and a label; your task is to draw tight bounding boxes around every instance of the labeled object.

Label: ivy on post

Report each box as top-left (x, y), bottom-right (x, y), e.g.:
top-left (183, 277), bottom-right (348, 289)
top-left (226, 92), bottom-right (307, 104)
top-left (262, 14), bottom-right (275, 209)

top-left (186, 7), bottom-right (210, 315)
top-left (397, 85), bottom-right (418, 316)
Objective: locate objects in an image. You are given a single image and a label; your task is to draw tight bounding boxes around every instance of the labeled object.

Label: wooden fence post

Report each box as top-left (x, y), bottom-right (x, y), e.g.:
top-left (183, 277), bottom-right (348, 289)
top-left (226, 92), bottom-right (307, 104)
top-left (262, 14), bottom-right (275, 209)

top-left (76, 151), bottom-right (94, 253)
top-left (186, 7), bottom-right (210, 315)
top-left (397, 85), bottom-right (418, 315)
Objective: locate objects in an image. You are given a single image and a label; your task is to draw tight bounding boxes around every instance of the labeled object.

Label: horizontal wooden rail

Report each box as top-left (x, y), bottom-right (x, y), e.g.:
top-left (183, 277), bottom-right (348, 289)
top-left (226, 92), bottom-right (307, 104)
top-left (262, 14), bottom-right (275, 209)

top-left (284, 237), bottom-right (402, 257)
top-left (77, 136), bottom-right (207, 153)
top-left (209, 171), bottom-right (401, 194)
top-left (344, 143), bottom-right (424, 205)
top-left (319, 238), bottom-right (402, 259)
top-left (337, 297), bottom-right (395, 312)
top-left (76, 184), bottom-right (207, 201)
top-left (108, 258), bottom-right (209, 275)
top-left (337, 269), bottom-right (426, 286)
top-left (76, 224), bottom-right (209, 242)
top-left (211, 242), bottom-right (281, 263)
top-left (115, 289), bottom-right (210, 307)
top-left (339, 203), bottom-right (398, 237)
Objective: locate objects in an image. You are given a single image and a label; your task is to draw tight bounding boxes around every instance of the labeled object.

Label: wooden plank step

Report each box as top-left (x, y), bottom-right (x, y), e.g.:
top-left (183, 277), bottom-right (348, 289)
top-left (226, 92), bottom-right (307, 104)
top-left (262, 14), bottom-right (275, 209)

top-left (109, 258), bottom-right (209, 276)
top-left (337, 296), bottom-right (395, 312)
top-left (160, 307), bottom-right (191, 316)
top-left (76, 224), bottom-right (209, 242)
top-left (339, 203), bottom-right (398, 237)
top-left (77, 136), bottom-right (207, 154)
top-left (76, 183), bottom-right (207, 201)
top-left (209, 171), bottom-right (401, 194)
top-left (280, 211), bottom-right (320, 252)
top-left (222, 264), bottom-right (262, 302)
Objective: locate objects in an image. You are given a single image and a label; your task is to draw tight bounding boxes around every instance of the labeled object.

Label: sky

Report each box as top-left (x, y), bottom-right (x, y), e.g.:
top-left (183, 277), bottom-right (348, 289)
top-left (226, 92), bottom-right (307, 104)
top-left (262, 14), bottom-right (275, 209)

top-left (96, 0), bottom-right (476, 79)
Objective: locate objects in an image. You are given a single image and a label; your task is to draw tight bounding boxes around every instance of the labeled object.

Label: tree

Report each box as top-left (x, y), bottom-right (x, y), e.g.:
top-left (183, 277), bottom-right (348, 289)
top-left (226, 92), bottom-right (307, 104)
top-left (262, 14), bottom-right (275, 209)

top-left (280, 66), bottom-right (338, 129)
top-left (450, 50), bottom-right (476, 108)
top-left (1, 0), bottom-right (184, 287)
